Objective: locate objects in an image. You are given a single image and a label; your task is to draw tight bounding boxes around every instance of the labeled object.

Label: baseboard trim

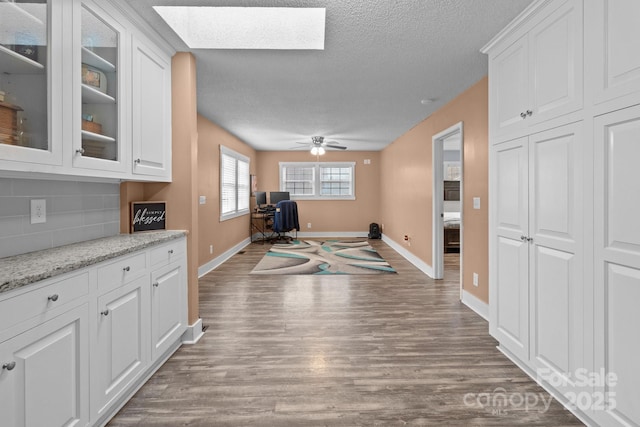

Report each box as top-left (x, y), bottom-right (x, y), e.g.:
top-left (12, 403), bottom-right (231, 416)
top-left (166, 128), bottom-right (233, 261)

top-left (198, 238), bottom-right (251, 277)
top-left (381, 234), bottom-right (435, 278)
top-left (496, 345), bottom-right (597, 427)
top-left (182, 318), bottom-right (204, 345)
top-left (461, 289), bottom-right (489, 321)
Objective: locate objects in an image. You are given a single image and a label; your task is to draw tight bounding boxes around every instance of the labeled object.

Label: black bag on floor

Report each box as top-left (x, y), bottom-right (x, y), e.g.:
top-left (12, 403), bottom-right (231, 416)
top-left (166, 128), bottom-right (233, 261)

top-left (368, 223), bottom-right (381, 239)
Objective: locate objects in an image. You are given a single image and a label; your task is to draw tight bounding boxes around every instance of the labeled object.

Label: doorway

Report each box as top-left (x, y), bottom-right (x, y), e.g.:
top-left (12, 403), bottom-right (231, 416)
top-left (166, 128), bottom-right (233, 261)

top-left (432, 122), bottom-right (463, 293)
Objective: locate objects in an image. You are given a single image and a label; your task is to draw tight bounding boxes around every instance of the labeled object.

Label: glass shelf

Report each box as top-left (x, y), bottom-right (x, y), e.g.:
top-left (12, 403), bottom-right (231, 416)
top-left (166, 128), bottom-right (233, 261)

top-left (0, 45), bottom-right (45, 74)
top-left (81, 84), bottom-right (115, 104)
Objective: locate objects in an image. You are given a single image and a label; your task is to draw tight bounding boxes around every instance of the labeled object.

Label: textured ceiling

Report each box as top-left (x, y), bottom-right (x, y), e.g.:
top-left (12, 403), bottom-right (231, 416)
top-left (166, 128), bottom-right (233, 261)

top-left (128, 0), bottom-right (533, 151)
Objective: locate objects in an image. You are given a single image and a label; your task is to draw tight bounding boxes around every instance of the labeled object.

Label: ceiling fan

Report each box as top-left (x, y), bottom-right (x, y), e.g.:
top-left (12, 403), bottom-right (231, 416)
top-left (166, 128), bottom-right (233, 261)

top-left (292, 136), bottom-right (347, 155)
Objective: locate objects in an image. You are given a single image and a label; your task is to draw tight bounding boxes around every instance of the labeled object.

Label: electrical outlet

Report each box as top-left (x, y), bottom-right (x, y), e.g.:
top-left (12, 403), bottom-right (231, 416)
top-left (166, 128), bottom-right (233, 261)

top-left (473, 197), bottom-right (481, 209)
top-left (473, 273), bottom-right (479, 287)
top-left (30, 199), bottom-right (46, 224)
top-left (199, 195), bottom-right (206, 205)
top-left (209, 245), bottom-right (213, 254)
top-left (307, 222), bottom-right (312, 229)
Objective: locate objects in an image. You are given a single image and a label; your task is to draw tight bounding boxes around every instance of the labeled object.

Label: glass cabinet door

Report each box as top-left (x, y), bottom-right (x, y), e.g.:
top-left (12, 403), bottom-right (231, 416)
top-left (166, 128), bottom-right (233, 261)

top-left (0, 0), bottom-right (59, 164)
top-left (75, 1), bottom-right (124, 171)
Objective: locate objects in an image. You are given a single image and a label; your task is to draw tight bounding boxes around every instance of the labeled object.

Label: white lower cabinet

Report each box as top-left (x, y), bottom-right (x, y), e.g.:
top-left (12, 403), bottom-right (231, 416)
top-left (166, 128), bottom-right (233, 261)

top-left (0, 304), bottom-right (89, 427)
top-left (151, 261), bottom-right (186, 362)
top-left (92, 276), bottom-right (149, 421)
top-left (0, 235), bottom-right (187, 427)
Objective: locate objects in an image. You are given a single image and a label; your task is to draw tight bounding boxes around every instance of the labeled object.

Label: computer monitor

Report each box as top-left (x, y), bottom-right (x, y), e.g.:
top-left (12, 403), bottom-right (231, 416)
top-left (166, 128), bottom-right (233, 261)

top-left (270, 191), bottom-right (290, 205)
top-left (255, 191), bottom-right (267, 207)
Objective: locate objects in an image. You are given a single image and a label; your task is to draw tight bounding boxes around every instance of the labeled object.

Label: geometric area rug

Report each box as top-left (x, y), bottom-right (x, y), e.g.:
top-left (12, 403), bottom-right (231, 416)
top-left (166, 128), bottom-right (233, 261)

top-left (250, 239), bottom-right (397, 275)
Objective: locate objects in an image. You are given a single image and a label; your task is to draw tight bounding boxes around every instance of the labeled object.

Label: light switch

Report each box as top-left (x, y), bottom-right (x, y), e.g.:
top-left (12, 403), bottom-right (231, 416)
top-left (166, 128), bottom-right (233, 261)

top-left (199, 195), bottom-right (206, 205)
top-left (473, 197), bottom-right (481, 209)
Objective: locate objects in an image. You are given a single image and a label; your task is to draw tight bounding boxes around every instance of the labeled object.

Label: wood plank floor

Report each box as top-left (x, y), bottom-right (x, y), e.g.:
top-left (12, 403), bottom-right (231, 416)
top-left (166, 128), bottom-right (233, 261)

top-left (108, 239), bottom-right (583, 426)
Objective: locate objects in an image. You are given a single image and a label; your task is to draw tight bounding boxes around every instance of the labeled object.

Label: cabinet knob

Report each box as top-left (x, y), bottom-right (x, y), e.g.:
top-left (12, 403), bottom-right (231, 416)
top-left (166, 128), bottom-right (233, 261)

top-left (101, 309), bottom-right (110, 316)
top-left (520, 112), bottom-right (527, 119)
top-left (152, 282), bottom-right (159, 287)
top-left (526, 110), bottom-right (533, 116)
top-left (123, 266), bottom-right (130, 272)
top-left (520, 235), bottom-right (527, 241)
top-left (48, 294), bottom-right (59, 302)
top-left (527, 237), bottom-right (534, 243)
top-left (2, 362), bottom-right (16, 371)
top-left (76, 148), bottom-right (85, 155)
top-left (134, 158), bottom-right (141, 164)
top-left (168, 249), bottom-right (174, 254)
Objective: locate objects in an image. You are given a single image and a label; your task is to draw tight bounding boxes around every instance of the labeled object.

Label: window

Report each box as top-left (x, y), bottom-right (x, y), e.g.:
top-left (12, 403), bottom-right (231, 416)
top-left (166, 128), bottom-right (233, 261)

top-left (220, 146), bottom-right (250, 220)
top-left (280, 162), bottom-right (355, 200)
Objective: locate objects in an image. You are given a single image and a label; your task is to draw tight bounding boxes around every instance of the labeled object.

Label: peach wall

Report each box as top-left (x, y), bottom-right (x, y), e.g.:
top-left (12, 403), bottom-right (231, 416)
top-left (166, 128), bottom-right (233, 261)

top-left (256, 151), bottom-right (381, 233)
top-left (120, 52), bottom-right (201, 324)
top-left (381, 77), bottom-right (489, 302)
top-left (197, 115), bottom-right (257, 266)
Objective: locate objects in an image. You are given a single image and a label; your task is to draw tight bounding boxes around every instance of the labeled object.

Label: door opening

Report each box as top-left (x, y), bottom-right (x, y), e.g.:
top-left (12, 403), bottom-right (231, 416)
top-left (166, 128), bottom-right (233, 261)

top-left (432, 122), bottom-right (463, 293)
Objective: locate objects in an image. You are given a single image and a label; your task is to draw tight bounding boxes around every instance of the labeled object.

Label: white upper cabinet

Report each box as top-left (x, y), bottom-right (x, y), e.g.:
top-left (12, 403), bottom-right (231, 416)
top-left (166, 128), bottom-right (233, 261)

top-left (0, 0), bottom-right (173, 182)
top-left (0, 0), bottom-right (63, 166)
top-left (73, 0), bottom-right (127, 173)
top-left (589, 0), bottom-right (640, 112)
top-left (131, 35), bottom-right (172, 179)
top-left (484, 0), bottom-right (583, 142)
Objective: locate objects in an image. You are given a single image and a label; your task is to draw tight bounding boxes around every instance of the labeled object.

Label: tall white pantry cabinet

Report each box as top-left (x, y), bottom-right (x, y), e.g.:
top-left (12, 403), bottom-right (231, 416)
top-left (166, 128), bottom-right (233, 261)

top-left (483, 0), bottom-right (640, 426)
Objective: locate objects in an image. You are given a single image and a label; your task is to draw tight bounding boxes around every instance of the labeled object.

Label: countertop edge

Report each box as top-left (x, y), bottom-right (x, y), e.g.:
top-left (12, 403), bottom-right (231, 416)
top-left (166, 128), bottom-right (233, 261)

top-left (0, 231), bottom-right (187, 295)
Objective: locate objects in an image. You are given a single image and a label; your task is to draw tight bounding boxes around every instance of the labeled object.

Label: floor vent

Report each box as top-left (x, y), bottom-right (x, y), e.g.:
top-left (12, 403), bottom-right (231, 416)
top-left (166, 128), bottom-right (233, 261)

top-left (202, 324), bottom-right (209, 332)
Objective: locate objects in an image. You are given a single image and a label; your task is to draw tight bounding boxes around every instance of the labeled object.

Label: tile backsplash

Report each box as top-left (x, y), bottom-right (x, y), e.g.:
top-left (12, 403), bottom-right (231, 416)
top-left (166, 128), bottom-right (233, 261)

top-left (0, 178), bottom-right (120, 258)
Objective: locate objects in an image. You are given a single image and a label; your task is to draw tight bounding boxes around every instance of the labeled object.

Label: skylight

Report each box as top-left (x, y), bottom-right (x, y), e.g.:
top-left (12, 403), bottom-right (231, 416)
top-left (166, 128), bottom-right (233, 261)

top-left (153, 6), bottom-right (326, 50)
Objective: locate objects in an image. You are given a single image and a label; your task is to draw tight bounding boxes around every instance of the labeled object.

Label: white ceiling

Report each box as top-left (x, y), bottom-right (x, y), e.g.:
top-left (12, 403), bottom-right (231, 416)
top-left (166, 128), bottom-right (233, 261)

top-left (128, 0), bottom-right (533, 151)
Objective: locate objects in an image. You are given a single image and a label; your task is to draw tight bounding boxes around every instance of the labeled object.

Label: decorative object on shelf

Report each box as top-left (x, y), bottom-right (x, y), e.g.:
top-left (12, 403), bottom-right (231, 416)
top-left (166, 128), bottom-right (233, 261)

top-left (13, 32), bottom-right (39, 62)
top-left (131, 201), bottom-right (167, 233)
top-left (80, 140), bottom-right (105, 158)
top-left (0, 101), bottom-right (24, 145)
top-left (13, 43), bottom-right (38, 62)
top-left (0, 91), bottom-right (5, 102)
top-left (82, 63), bottom-right (107, 93)
top-left (81, 118), bottom-right (102, 134)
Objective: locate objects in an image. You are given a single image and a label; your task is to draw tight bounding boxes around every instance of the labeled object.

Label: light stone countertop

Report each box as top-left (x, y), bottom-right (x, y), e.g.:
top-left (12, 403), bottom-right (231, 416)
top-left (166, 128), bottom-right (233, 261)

top-left (0, 230), bottom-right (187, 295)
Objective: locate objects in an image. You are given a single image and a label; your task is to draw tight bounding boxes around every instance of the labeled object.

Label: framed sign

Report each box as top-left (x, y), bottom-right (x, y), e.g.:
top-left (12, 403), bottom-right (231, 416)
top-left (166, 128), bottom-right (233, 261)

top-left (131, 201), bottom-right (166, 233)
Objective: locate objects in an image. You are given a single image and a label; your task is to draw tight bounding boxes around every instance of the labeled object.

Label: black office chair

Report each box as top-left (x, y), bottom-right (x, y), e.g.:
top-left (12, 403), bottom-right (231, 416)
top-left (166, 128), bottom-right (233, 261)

top-left (272, 200), bottom-right (299, 243)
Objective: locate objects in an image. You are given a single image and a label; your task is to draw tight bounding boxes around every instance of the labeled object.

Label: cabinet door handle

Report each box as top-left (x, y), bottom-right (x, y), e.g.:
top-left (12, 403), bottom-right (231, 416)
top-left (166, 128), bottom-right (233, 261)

top-left (527, 237), bottom-right (534, 243)
top-left (76, 148), bottom-right (85, 155)
top-left (101, 309), bottom-right (110, 316)
top-left (520, 235), bottom-right (527, 241)
top-left (526, 109), bottom-right (533, 116)
top-left (48, 294), bottom-right (59, 302)
top-left (2, 362), bottom-right (16, 371)
top-left (123, 266), bottom-right (130, 272)
top-left (134, 158), bottom-right (141, 164)
top-left (168, 249), bottom-right (174, 254)
top-left (152, 282), bottom-right (159, 287)
top-left (520, 112), bottom-right (527, 119)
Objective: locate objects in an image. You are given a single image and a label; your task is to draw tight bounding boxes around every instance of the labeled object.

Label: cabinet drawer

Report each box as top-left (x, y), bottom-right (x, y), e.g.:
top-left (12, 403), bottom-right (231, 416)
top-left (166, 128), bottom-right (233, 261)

top-left (97, 252), bottom-right (147, 294)
top-left (0, 272), bottom-right (89, 333)
top-left (150, 239), bottom-right (185, 267)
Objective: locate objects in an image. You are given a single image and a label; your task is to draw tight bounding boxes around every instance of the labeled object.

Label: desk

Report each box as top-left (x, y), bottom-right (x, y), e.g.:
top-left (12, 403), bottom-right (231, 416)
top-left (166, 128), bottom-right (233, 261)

top-left (250, 211), bottom-right (275, 243)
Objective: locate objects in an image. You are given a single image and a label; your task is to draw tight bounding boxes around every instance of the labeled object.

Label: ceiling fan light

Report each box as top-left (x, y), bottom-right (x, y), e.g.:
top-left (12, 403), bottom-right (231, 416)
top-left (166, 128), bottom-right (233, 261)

top-left (318, 147), bottom-right (326, 155)
top-left (310, 146), bottom-right (319, 155)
